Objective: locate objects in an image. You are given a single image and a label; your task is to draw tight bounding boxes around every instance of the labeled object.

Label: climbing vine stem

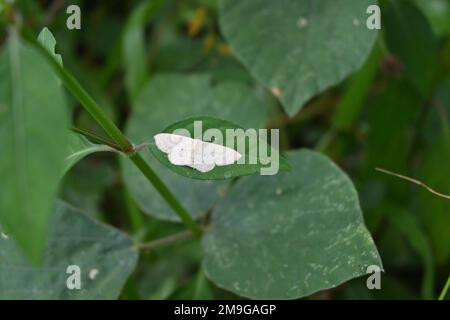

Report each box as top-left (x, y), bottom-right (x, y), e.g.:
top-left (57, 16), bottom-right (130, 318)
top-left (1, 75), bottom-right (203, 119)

top-left (20, 26), bottom-right (202, 238)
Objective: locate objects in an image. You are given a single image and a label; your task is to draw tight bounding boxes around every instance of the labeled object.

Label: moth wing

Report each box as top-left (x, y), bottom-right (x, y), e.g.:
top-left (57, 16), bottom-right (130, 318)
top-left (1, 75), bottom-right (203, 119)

top-left (154, 133), bottom-right (186, 153)
top-left (214, 144), bottom-right (242, 166)
top-left (156, 134), bottom-right (241, 173)
top-left (168, 138), bottom-right (194, 166)
top-left (200, 141), bottom-right (217, 164)
top-left (190, 140), bottom-right (216, 173)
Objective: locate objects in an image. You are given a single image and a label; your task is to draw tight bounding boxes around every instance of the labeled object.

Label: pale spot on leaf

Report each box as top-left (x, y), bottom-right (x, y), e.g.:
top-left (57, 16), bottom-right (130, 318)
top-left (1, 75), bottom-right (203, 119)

top-left (89, 268), bottom-right (99, 280)
top-left (297, 17), bottom-right (308, 28)
top-left (271, 87), bottom-right (281, 97)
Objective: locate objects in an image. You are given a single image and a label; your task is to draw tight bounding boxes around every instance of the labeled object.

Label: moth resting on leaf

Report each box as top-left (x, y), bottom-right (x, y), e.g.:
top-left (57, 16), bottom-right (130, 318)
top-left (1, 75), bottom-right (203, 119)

top-left (154, 133), bottom-right (242, 173)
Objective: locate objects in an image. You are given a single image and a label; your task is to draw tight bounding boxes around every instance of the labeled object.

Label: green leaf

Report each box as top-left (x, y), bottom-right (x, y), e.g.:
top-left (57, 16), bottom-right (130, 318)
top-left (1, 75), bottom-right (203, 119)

top-left (37, 27), bottom-right (63, 66)
top-left (414, 0), bottom-right (450, 37)
top-left (63, 133), bottom-right (117, 175)
top-left (363, 81), bottom-right (421, 182)
top-left (137, 240), bottom-right (201, 299)
top-left (150, 116), bottom-right (289, 180)
top-left (382, 0), bottom-right (439, 98)
top-left (122, 74), bottom-right (268, 221)
top-left (0, 201), bottom-right (138, 299)
top-left (203, 150), bottom-right (381, 299)
top-left (219, 0), bottom-right (378, 116)
top-left (360, 81), bottom-right (421, 231)
top-left (418, 133), bottom-right (450, 264)
top-left (123, 0), bottom-right (166, 101)
top-left (60, 161), bottom-right (115, 220)
top-left (423, 78), bottom-right (450, 144)
top-left (0, 33), bottom-right (69, 263)
top-left (153, 37), bottom-right (205, 74)
top-left (67, 55), bottom-right (120, 126)
top-left (332, 43), bottom-right (382, 130)
top-left (387, 205), bottom-right (435, 299)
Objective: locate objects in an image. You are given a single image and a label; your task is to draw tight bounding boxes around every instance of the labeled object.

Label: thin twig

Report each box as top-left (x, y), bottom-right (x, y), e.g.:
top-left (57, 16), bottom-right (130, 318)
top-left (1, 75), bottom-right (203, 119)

top-left (136, 230), bottom-right (194, 250)
top-left (375, 168), bottom-right (450, 200)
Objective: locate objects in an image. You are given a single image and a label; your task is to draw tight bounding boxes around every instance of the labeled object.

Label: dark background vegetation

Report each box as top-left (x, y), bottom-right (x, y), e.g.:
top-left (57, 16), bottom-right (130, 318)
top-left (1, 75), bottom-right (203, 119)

top-left (4, 0), bottom-right (450, 299)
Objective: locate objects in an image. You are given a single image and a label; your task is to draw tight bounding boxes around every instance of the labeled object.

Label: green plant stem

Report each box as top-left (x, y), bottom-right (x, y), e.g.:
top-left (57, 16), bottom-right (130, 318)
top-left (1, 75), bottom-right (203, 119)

top-left (129, 154), bottom-right (202, 237)
top-left (439, 272), bottom-right (450, 300)
top-left (136, 230), bottom-right (194, 250)
top-left (18, 27), bottom-right (130, 151)
top-left (20, 26), bottom-right (202, 237)
top-left (24, 30), bottom-right (133, 152)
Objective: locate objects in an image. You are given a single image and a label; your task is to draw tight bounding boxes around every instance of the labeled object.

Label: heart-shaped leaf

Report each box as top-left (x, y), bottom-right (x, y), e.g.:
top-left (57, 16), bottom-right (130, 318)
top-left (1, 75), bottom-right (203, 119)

top-left (203, 150), bottom-right (381, 299)
top-left (150, 116), bottom-right (289, 180)
top-left (0, 201), bottom-right (138, 299)
top-left (219, 0), bottom-right (378, 116)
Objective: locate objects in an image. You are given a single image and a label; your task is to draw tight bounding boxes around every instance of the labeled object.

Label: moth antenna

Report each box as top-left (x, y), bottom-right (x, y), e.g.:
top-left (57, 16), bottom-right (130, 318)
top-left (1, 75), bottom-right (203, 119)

top-left (375, 168), bottom-right (450, 200)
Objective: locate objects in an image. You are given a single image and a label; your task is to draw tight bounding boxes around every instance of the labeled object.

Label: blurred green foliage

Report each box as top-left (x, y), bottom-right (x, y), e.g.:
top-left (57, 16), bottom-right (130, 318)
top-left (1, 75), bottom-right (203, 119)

top-left (1, 0), bottom-right (450, 299)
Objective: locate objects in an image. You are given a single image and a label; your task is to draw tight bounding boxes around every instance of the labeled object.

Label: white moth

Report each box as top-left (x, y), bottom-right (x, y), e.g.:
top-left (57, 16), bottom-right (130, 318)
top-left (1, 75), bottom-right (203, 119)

top-left (154, 133), bottom-right (242, 173)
